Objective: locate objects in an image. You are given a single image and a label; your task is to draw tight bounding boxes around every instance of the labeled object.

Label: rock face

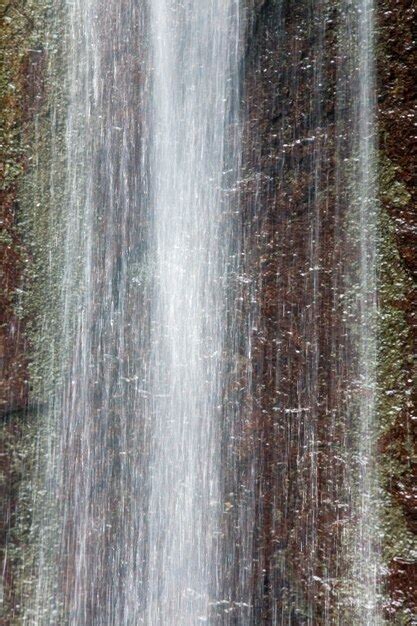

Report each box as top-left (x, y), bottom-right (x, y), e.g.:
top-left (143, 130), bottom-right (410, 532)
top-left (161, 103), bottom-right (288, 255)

top-left (0, 7), bottom-right (47, 622)
top-left (379, 0), bottom-right (416, 278)
top-left (377, 0), bottom-right (417, 618)
top-left (0, 194), bottom-right (28, 417)
top-left (238, 0), bottom-right (416, 621)
top-left (0, 17), bottom-right (30, 419)
top-left (238, 1), bottom-right (361, 621)
top-left (1, 4), bottom-right (48, 419)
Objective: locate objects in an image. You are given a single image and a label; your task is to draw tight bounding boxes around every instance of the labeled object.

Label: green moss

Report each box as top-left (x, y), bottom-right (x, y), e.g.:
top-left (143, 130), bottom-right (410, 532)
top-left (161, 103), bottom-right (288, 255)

top-left (0, 413), bottom-right (38, 624)
top-left (377, 156), bottom-right (417, 620)
top-left (0, 2), bottom-right (68, 620)
top-left (379, 154), bottom-right (412, 210)
top-left (16, 0), bottom-right (68, 402)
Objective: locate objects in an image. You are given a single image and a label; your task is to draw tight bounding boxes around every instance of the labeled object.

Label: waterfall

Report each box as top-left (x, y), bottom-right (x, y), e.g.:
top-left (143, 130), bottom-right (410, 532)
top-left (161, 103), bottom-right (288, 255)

top-left (146, 1), bottom-right (240, 622)
top-left (18, 0), bottom-right (384, 624)
top-left (24, 1), bottom-right (241, 624)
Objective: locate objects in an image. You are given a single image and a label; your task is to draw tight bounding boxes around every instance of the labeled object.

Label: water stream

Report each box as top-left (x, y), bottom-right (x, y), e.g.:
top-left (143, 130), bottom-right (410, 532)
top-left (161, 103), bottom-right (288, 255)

top-left (21, 0), bottom-right (381, 623)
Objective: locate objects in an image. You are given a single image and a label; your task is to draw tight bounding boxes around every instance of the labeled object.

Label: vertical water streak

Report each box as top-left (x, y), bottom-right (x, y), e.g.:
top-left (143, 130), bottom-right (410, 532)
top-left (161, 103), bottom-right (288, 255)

top-left (235, 0), bottom-right (382, 621)
top-left (338, 0), bottom-right (381, 619)
top-left (24, 1), bottom-right (152, 623)
top-left (146, 1), bottom-right (240, 622)
top-left (354, 0), bottom-right (381, 619)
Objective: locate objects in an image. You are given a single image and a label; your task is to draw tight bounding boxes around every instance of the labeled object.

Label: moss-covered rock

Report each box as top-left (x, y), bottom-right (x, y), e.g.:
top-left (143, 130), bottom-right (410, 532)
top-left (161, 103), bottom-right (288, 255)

top-left (376, 0), bottom-right (417, 619)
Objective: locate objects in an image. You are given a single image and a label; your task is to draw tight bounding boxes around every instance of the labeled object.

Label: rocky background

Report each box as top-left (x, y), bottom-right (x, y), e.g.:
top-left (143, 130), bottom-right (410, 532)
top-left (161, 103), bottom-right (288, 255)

top-left (0, 0), bottom-right (415, 623)
top-left (377, 0), bottom-right (416, 618)
top-left (238, 0), bottom-right (416, 621)
top-left (1, 2), bottom-right (40, 620)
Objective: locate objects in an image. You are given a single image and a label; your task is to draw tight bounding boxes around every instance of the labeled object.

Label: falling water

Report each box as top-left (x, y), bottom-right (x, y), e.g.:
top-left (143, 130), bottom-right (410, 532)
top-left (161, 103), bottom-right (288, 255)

top-left (23, 0), bottom-right (241, 624)
top-left (146, 1), bottom-right (240, 622)
top-left (347, 0), bottom-right (381, 620)
top-left (19, 0), bottom-right (383, 624)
